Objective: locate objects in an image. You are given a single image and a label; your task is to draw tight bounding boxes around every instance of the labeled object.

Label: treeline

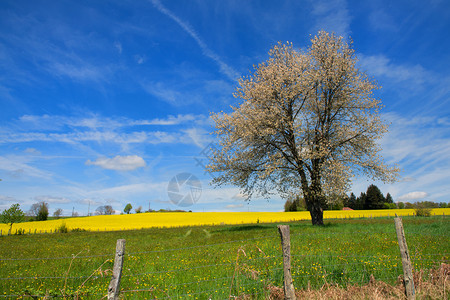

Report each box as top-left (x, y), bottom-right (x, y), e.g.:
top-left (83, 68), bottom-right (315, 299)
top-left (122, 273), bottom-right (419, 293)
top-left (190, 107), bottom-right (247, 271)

top-left (285, 184), bottom-right (448, 211)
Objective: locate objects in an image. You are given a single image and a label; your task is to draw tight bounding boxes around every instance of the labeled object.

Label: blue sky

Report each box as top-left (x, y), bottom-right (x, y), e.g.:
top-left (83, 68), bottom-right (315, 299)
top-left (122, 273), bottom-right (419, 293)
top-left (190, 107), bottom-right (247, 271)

top-left (1, 0), bottom-right (449, 215)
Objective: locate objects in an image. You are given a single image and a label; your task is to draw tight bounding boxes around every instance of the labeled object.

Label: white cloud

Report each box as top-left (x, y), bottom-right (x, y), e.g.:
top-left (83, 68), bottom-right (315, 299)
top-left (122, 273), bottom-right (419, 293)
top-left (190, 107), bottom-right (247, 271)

top-left (225, 204), bottom-right (244, 208)
top-left (86, 155), bottom-right (146, 171)
top-left (398, 191), bottom-right (428, 202)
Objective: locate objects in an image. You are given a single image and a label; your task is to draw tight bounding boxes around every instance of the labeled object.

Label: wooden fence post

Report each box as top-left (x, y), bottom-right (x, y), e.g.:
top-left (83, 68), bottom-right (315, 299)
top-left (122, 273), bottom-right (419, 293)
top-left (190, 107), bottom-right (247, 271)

top-left (277, 225), bottom-right (296, 300)
top-left (108, 239), bottom-right (126, 300)
top-left (394, 216), bottom-right (415, 300)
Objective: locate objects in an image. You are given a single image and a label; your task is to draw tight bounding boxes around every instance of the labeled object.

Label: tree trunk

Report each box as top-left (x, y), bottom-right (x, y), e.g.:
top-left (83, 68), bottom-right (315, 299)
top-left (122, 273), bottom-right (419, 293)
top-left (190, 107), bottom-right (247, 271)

top-left (309, 201), bottom-right (324, 225)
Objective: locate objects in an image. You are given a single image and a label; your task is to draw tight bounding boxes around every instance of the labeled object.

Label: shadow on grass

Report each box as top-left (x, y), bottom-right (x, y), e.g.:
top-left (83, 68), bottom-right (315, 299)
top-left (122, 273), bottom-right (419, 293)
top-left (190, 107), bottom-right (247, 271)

top-left (214, 224), bottom-right (274, 232)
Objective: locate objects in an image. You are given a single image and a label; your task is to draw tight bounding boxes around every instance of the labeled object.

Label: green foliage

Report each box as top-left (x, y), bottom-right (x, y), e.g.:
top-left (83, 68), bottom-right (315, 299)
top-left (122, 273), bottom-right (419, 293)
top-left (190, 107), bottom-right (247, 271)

top-left (345, 193), bottom-right (358, 209)
top-left (383, 203), bottom-right (397, 209)
top-left (284, 195), bottom-right (306, 212)
top-left (415, 201), bottom-right (439, 208)
top-left (405, 202), bottom-right (415, 209)
top-left (124, 203), bottom-right (132, 214)
top-left (0, 217), bottom-right (448, 298)
top-left (36, 202), bottom-right (49, 221)
top-left (385, 193), bottom-right (394, 204)
top-left (1, 203), bottom-right (25, 230)
top-left (56, 223), bottom-right (69, 233)
top-left (397, 202), bottom-right (405, 209)
top-left (364, 184), bottom-right (385, 209)
top-left (415, 207), bottom-right (432, 217)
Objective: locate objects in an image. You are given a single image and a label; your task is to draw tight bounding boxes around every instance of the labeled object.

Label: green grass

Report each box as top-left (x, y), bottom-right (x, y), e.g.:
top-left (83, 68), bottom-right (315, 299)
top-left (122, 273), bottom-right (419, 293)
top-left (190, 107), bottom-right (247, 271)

top-left (0, 216), bottom-right (448, 299)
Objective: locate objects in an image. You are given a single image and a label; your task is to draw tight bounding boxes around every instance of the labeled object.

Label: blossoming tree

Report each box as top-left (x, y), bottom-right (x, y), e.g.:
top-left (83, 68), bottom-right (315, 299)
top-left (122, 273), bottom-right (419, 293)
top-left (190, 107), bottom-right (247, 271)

top-left (207, 31), bottom-right (399, 225)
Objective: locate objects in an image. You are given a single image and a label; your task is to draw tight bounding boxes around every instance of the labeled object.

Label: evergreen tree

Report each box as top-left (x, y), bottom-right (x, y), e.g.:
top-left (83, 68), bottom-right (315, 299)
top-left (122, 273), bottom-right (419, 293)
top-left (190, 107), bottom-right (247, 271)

top-left (385, 193), bottom-right (393, 204)
top-left (347, 192), bottom-right (357, 209)
top-left (365, 184), bottom-right (385, 209)
top-left (356, 192), bottom-right (366, 210)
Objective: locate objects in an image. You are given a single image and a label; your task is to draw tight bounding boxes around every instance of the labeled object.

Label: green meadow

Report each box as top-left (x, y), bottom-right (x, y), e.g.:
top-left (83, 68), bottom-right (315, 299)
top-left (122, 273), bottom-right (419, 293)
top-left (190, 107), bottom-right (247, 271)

top-left (0, 216), bottom-right (448, 299)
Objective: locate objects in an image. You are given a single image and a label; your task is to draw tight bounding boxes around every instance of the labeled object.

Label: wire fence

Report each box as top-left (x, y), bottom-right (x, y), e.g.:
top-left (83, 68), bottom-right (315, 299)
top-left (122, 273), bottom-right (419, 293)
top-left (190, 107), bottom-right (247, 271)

top-left (0, 220), bottom-right (448, 299)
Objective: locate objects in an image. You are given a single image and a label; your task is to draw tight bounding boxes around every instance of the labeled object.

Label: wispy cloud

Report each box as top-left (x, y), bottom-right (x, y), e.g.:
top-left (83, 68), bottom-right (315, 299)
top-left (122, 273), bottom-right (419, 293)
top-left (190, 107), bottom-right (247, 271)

top-left (0, 113), bottom-right (209, 146)
top-left (34, 195), bottom-right (72, 204)
top-left (358, 54), bottom-right (429, 87)
top-left (309, 0), bottom-right (351, 37)
top-left (150, 0), bottom-right (239, 81)
top-left (86, 155), bottom-right (146, 171)
top-left (114, 41), bottom-right (123, 54)
top-left (0, 156), bottom-right (52, 179)
top-left (49, 62), bottom-right (111, 82)
top-left (140, 81), bottom-right (183, 105)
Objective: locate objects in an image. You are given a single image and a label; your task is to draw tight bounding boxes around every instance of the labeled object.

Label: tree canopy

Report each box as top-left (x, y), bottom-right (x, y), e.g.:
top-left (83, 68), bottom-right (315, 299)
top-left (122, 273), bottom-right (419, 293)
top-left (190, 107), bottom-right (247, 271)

top-left (207, 31), bottom-right (398, 225)
top-left (1, 203), bottom-right (25, 232)
top-left (124, 203), bottom-right (133, 214)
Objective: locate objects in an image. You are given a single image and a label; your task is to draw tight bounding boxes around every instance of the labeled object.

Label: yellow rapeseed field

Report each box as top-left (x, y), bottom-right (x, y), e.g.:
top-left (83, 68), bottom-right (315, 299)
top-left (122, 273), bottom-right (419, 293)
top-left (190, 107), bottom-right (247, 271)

top-left (1, 208), bottom-right (449, 235)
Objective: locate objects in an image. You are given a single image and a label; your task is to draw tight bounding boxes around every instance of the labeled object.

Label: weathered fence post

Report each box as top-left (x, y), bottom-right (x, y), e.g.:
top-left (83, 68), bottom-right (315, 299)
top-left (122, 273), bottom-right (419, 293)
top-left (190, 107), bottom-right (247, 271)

top-left (108, 239), bottom-right (126, 300)
top-left (277, 225), bottom-right (296, 300)
top-left (394, 216), bottom-right (415, 300)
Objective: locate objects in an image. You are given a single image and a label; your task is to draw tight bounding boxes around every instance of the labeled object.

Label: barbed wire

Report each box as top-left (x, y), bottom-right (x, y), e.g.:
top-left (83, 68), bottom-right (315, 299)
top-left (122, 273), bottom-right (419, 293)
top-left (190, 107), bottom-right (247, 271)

top-left (126, 235), bottom-right (277, 256)
top-left (0, 253), bottom-right (114, 261)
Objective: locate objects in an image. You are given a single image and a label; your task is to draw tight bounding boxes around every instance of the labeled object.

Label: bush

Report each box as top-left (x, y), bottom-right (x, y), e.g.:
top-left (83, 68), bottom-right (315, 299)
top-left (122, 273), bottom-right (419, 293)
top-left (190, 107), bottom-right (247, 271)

top-left (415, 207), bottom-right (432, 217)
top-left (36, 202), bottom-right (49, 221)
top-left (56, 223), bottom-right (68, 233)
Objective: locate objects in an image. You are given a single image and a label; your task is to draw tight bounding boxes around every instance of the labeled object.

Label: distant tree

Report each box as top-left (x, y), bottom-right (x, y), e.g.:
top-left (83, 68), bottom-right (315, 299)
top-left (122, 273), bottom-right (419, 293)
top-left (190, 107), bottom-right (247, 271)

top-left (404, 202), bottom-right (415, 209)
top-left (326, 193), bottom-right (345, 210)
top-left (385, 193), bottom-right (393, 204)
top-left (53, 208), bottom-right (63, 218)
top-left (356, 192), bottom-right (366, 210)
top-left (416, 201), bottom-right (439, 208)
top-left (1, 203), bottom-right (25, 232)
top-left (284, 194), bottom-right (306, 212)
top-left (364, 184), bottom-right (385, 210)
top-left (124, 203), bottom-right (132, 214)
top-left (29, 202), bottom-right (49, 220)
top-left (135, 206), bottom-right (143, 214)
top-left (206, 31), bottom-right (399, 225)
top-left (439, 202), bottom-right (448, 208)
top-left (383, 203), bottom-right (397, 209)
top-left (397, 202), bottom-right (405, 209)
top-left (36, 202), bottom-right (49, 221)
top-left (346, 192), bottom-right (357, 209)
top-left (284, 199), bottom-right (294, 212)
top-left (95, 205), bottom-right (114, 215)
